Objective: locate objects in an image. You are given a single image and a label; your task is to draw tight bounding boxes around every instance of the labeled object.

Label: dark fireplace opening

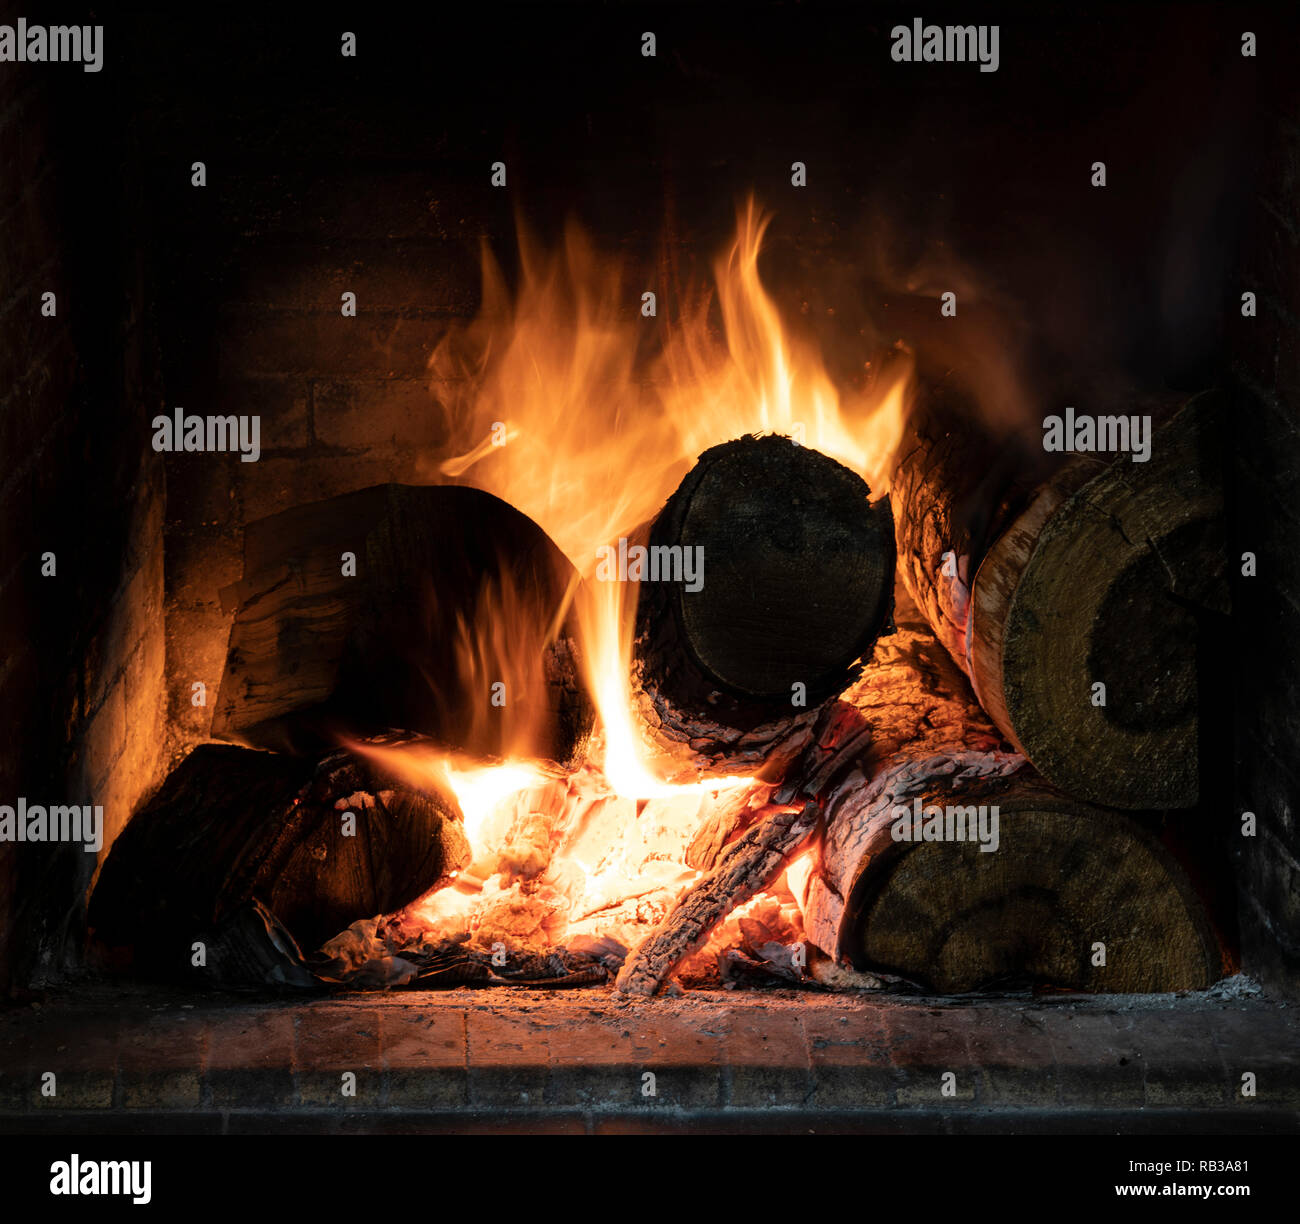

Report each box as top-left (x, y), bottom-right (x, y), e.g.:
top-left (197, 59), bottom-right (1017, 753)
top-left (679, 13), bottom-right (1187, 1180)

top-left (1, 4), bottom-right (1297, 1142)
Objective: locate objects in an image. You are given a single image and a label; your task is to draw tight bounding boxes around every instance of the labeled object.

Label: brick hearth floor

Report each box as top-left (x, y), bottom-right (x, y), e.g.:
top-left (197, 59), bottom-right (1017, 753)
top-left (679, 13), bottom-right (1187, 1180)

top-left (1, 984), bottom-right (1296, 1133)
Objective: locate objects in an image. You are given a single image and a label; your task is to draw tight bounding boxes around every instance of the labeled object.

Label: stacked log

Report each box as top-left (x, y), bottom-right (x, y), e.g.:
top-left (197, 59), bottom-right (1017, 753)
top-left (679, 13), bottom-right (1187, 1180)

top-left (889, 390), bottom-right (1228, 809)
top-left (799, 591), bottom-right (1225, 993)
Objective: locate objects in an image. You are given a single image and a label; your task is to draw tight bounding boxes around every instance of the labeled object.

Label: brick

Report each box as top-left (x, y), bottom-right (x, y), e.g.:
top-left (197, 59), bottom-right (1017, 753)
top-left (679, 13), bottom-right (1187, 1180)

top-left (223, 241), bottom-right (479, 316)
top-left (205, 1010), bottom-right (295, 1109)
top-left (881, 1006), bottom-right (977, 1106)
top-left (1119, 1010), bottom-right (1231, 1109)
top-left (722, 1008), bottom-right (811, 1108)
top-left (544, 1016), bottom-right (644, 1109)
top-left (219, 311), bottom-right (445, 378)
top-left (381, 1007), bottom-right (467, 1109)
top-left (958, 1006), bottom-right (1062, 1108)
top-left (313, 379), bottom-right (448, 450)
top-left (802, 1006), bottom-right (894, 1108)
top-left (466, 1009), bottom-right (549, 1108)
top-left (218, 377), bottom-right (312, 451)
top-left (611, 1005), bottom-right (725, 1111)
top-left (15, 1007), bottom-right (120, 1111)
top-left (119, 1014), bottom-right (206, 1109)
top-left (1040, 1008), bottom-right (1141, 1108)
top-left (294, 1006), bottom-right (382, 1108)
top-left (1203, 1005), bottom-right (1300, 1108)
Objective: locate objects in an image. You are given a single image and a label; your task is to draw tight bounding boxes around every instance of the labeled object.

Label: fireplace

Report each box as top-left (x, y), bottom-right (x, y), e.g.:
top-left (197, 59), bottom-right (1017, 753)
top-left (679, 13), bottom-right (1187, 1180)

top-left (1, 5), bottom-right (1298, 1150)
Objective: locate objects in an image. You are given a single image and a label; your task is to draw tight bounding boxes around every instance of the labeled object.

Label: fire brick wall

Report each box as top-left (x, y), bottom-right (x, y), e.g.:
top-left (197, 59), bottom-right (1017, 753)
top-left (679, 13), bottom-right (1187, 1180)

top-left (0, 6), bottom-right (168, 992)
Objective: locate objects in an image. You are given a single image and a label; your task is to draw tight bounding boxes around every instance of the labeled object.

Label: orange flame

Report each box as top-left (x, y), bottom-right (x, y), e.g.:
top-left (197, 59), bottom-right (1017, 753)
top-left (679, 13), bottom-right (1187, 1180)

top-left (364, 198), bottom-right (912, 949)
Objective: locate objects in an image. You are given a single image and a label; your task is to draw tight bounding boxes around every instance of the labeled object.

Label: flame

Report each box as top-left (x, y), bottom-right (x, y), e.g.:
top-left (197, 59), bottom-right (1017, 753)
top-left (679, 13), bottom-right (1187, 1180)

top-left (349, 198), bottom-right (911, 954)
top-left (430, 197), bottom-right (910, 791)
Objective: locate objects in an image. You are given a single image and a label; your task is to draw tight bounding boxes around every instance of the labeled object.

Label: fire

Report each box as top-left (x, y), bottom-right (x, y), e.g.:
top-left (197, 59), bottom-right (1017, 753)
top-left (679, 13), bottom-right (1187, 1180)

top-left (355, 198), bottom-right (910, 958)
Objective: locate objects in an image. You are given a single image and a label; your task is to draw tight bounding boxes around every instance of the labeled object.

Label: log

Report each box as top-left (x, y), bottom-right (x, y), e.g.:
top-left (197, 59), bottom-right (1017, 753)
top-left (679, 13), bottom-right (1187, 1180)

top-left (615, 801), bottom-right (819, 996)
top-left (810, 773), bottom-right (1224, 993)
top-left (890, 390), bottom-right (1228, 808)
top-left (799, 587), bottom-right (1224, 993)
top-left (213, 483), bottom-right (593, 766)
top-left (631, 434), bottom-right (896, 779)
top-left (87, 742), bottom-right (470, 976)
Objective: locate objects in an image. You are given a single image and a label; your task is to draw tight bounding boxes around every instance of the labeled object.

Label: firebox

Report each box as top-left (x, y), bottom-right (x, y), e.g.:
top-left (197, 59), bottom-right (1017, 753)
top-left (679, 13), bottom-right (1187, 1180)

top-left (1, 4), bottom-right (1297, 1148)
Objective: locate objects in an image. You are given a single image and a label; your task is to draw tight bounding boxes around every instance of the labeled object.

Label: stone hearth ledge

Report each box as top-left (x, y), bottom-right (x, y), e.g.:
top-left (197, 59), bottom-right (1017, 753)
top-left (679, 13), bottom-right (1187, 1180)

top-left (0, 984), bottom-right (1295, 1134)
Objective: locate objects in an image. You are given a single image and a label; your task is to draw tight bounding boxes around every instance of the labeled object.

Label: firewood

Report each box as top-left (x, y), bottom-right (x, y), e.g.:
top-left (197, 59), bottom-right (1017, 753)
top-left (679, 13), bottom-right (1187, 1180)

top-left (890, 390), bottom-right (1227, 808)
top-left (808, 770), bottom-right (1224, 993)
top-left (797, 586), bottom-right (1223, 993)
top-left (631, 434), bottom-right (895, 778)
top-left (614, 801), bottom-right (818, 995)
top-left (212, 483), bottom-right (594, 766)
top-left (88, 742), bottom-right (469, 974)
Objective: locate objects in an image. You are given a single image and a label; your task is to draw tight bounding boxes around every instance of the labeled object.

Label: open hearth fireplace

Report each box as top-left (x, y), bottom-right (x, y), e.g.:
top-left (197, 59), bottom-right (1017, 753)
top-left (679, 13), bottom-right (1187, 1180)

top-left (87, 202), bottom-right (1233, 1004)
top-left (2, 7), bottom-right (1297, 1158)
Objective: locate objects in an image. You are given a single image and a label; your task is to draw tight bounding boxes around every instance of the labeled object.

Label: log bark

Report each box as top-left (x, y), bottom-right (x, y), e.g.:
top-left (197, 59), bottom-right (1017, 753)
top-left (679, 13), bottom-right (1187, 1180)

top-left (88, 742), bottom-right (470, 975)
top-left (213, 483), bottom-right (593, 766)
top-left (799, 586), bottom-right (1223, 993)
top-left (631, 434), bottom-right (895, 780)
top-left (890, 390), bottom-right (1227, 808)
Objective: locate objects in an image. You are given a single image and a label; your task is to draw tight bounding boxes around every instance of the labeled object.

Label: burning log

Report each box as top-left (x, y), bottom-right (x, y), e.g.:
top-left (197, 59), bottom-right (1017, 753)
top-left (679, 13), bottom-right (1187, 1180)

top-left (890, 390), bottom-right (1227, 808)
top-left (615, 801), bottom-right (819, 995)
top-left (631, 434), bottom-right (896, 780)
top-left (212, 483), bottom-right (593, 766)
top-left (88, 742), bottom-right (469, 977)
top-left (797, 589), bottom-right (1223, 993)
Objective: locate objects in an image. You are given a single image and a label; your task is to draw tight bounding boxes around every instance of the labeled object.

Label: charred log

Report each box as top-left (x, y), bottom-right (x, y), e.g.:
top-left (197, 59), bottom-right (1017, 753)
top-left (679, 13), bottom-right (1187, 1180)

top-left (631, 434), bottom-right (895, 780)
top-left (213, 483), bottom-right (593, 766)
top-left (88, 742), bottom-right (469, 977)
top-left (615, 801), bottom-right (819, 996)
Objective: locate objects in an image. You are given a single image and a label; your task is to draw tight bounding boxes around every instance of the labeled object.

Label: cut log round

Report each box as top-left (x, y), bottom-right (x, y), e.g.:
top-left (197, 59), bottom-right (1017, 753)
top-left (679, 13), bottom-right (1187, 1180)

top-left (88, 742), bottom-right (470, 975)
top-left (213, 483), bottom-right (593, 766)
top-left (891, 391), bottom-right (1227, 808)
top-left (797, 581), bottom-right (1223, 993)
top-left (814, 774), bottom-right (1223, 994)
top-left (631, 434), bottom-right (895, 779)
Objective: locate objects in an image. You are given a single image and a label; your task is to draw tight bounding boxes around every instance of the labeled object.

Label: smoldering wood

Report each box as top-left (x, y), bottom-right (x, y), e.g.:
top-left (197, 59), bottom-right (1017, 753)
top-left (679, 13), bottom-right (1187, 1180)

top-left (630, 434), bottom-right (895, 780)
top-left (890, 390), bottom-right (1228, 809)
top-left (798, 588), bottom-right (1222, 993)
top-left (88, 742), bottom-right (470, 974)
top-left (615, 801), bottom-right (819, 996)
top-left (212, 483), bottom-right (594, 766)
